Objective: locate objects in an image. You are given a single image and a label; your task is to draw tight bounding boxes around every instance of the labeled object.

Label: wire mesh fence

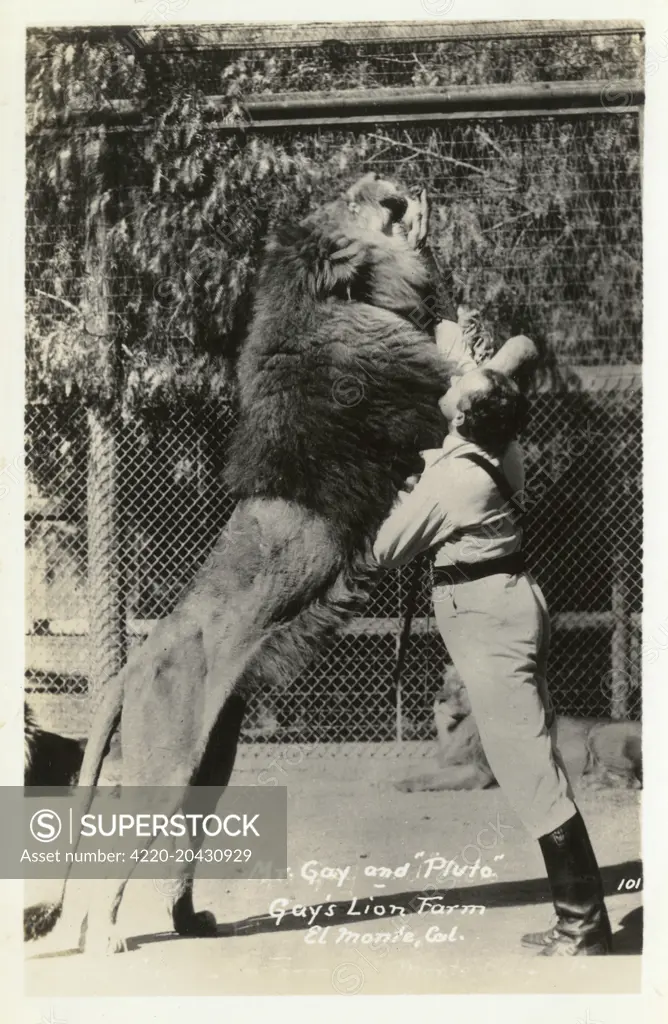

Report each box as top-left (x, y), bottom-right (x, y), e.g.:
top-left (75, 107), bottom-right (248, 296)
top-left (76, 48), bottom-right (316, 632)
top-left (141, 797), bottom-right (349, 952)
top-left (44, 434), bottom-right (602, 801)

top-left (24, 23), bottom-right (643, 751)
top-left (104, 21), bottom-right (643, 93)
top-left (25, 381), bottom-right (642, 742)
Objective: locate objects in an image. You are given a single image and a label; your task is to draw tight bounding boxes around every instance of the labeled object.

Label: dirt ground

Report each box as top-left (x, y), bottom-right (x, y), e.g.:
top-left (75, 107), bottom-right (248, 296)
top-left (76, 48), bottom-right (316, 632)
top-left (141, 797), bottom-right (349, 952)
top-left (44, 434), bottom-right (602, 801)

top-left (24, 734), bottom-right (642, 998)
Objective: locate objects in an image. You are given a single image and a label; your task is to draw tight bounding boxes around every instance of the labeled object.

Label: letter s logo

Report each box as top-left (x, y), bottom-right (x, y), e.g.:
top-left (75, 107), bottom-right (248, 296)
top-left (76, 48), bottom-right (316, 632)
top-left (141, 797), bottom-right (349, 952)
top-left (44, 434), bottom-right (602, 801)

top-left (30, 809), bottom-right (62, 843)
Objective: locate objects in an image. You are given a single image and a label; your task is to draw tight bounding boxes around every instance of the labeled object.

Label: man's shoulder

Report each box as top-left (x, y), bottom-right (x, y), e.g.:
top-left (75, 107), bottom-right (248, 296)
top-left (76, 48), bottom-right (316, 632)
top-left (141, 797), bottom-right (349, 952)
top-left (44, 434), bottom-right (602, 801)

top-left (423, 442), bottom-right (475, 468)
top-left (420, 447), bottom-right (446, 469)
top-left (446, 440), bottom-right (525, 496)
top-left (421, 444), bottom-right (492, 487)
top-left (422, 439), bottom-right (524, 478)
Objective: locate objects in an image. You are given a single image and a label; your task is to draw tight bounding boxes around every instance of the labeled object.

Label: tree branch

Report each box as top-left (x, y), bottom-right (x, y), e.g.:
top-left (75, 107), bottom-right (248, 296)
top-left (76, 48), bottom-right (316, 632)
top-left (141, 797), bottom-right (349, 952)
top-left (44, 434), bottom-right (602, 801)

top-left (33, 290), bottom-right (81, 316)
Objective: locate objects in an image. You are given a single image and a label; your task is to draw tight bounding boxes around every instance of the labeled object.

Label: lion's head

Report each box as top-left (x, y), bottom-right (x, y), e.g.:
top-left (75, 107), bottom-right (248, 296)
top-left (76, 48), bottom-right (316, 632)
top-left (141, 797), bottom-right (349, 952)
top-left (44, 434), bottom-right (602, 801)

top-left (344, 172), bottom-right (409, 236)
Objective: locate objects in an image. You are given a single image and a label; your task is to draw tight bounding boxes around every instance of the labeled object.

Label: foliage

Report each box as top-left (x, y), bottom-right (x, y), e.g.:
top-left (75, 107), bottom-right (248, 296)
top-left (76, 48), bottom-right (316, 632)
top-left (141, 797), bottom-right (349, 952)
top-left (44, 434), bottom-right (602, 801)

top-left (26, 26), bottom-right (642, 425)
top-left (105, 25), bottom-right (643, 94)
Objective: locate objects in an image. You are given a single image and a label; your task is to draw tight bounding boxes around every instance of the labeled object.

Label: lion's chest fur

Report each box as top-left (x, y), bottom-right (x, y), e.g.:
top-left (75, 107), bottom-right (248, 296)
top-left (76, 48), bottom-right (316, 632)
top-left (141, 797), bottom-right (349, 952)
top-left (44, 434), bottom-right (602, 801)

top-left (224, 177), bottom-right (450, 551)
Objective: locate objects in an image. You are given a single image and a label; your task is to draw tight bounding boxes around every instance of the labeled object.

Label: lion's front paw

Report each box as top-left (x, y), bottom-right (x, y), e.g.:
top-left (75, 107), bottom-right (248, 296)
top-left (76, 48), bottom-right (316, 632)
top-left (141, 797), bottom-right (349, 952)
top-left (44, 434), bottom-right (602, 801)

top-left (83, 925), bottom-right (129, 956)
top-left (174, 908), bottom-right (218, 938)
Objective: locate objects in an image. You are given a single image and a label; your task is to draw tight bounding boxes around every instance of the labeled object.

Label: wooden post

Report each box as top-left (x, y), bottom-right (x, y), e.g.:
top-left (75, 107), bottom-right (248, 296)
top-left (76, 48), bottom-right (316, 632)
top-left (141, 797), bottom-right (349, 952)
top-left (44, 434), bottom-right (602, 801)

top-left (638, 102), bottom-right (644, 179)
top-left (395, 571), bottom-right (403, 744)
top-left (629, 620), bottom-right (641, 707)
top-left (83, 133), bottom-right (126, 702)
top-left (610, 547), bottom-right (630, 720)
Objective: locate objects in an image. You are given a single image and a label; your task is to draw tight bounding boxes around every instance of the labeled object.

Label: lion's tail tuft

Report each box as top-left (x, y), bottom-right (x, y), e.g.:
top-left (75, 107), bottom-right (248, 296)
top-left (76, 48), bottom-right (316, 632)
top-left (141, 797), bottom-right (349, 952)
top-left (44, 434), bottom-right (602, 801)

top-left (24, 900), bottom-right (62, 940)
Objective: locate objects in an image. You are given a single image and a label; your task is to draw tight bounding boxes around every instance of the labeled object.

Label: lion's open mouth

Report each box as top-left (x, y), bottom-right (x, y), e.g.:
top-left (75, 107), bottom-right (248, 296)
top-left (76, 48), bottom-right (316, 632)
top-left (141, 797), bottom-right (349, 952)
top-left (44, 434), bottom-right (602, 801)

top-left (381, 194), bottom-right (408, 223)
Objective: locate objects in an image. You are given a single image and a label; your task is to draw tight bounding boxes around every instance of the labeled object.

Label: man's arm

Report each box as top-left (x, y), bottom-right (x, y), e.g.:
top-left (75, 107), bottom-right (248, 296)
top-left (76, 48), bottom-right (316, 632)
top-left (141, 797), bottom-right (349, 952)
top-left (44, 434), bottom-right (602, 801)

top-left (405, 187), bottom-right (538, 382)
top-left (373, 470), bottom-right (454, 568)
top-left (485, 334), bottom-right (538, 381)
top-left (436, 320), bottom-right (538, 384)
top-left (435, 320), bottom-right (478, 376)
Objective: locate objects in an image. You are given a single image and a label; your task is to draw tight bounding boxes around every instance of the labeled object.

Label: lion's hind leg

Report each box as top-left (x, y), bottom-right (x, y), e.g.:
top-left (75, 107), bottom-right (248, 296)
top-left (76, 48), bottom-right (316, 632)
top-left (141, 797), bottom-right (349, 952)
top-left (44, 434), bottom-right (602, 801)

top-left (169, 692), bottom-right (248, 938)
top-left (79, 619), bottom-right (263, 955)
top-left (79, 506), bottom-right (351, 954)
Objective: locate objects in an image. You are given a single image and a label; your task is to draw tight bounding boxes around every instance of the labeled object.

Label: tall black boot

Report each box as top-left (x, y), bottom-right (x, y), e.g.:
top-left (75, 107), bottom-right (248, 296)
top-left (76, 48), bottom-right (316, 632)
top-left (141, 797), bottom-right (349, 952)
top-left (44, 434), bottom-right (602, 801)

top-left (521, 809), bottom-right (613, 955)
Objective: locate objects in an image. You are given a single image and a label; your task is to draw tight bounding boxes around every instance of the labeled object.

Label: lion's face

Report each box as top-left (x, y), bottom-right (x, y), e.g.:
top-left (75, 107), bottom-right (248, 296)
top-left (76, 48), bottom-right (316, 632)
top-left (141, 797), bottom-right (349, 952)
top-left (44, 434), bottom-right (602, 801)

top-left (435, 666), bottom-right (473, 731)
top-left (345, 172), bottom-right (409, 237)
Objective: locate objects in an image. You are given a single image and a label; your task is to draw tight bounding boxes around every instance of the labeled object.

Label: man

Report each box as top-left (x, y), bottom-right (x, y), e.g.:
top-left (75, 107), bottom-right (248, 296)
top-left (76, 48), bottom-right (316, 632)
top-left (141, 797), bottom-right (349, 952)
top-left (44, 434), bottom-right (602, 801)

top-left (373, 358), bottom-right (613, 956)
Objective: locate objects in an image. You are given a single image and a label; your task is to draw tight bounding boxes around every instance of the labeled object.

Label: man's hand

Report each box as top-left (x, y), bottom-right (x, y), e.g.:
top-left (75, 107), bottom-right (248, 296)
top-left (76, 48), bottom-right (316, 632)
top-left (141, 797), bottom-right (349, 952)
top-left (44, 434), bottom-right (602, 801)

top-left (485, 334), bottom-right (538, 380)
top-left (399, 189), bottom-right (429, 250)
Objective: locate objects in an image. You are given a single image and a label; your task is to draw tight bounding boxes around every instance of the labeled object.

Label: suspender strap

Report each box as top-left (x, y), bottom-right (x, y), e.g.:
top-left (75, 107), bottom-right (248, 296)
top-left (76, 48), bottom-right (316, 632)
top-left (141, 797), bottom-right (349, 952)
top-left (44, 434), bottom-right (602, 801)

top-left (428, 449), bottom-right (528, 586)
top-left (455, 451), bottom-right (527, 525)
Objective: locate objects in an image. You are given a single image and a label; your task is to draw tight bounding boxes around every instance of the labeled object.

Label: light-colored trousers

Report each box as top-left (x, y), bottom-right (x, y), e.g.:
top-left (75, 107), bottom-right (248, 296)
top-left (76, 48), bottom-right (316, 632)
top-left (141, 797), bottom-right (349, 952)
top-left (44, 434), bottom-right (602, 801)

top-left (433, 571), bottom-right (576, 839)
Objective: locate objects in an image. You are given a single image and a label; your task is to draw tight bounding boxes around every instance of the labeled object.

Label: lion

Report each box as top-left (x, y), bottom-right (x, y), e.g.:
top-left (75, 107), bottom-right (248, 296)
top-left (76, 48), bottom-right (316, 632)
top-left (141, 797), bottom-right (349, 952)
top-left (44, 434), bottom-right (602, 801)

top-left (394, 666), bottom-right (496, 792)
top-left (394, 667), bottom-right (642, 792)
top-left (24, 173), bottom-right (535, 956)
top-left (584, 719), bottom-right (642, 789)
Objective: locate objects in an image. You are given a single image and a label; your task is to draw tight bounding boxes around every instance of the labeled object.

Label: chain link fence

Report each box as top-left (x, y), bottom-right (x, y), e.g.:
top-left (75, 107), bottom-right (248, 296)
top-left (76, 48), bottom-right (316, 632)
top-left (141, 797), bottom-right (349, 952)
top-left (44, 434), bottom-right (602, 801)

top-left (25, 384), bottom-right (642, 743)
top-left (25, 23), bottom-right (643, 751)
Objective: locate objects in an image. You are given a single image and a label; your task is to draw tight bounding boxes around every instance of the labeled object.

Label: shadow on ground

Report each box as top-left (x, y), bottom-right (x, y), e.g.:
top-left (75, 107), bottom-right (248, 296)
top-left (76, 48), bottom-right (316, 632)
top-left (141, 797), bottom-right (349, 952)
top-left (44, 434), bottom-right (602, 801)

top-left (122, 858), bottom-right (642, 955)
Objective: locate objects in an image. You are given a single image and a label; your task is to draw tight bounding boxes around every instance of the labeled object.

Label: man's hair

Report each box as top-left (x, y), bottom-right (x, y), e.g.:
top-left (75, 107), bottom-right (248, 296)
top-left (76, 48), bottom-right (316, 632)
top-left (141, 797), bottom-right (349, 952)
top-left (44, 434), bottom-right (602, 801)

top-left (458, 369), bottom-right (529, 453)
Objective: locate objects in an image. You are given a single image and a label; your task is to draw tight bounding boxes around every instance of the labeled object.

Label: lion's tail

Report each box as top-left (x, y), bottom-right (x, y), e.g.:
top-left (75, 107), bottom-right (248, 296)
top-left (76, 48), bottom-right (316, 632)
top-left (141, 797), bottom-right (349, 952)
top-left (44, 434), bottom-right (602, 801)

top-left (23, 900), bottom-right (64, 941)
top-left (24, 670), bottom-right (125, 941)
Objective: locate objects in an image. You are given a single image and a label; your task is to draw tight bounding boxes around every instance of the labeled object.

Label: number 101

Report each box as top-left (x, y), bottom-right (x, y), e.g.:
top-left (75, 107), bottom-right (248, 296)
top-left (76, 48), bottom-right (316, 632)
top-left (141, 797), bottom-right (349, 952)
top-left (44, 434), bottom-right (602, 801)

top-left (617, 877), bottom-right (642, 891)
